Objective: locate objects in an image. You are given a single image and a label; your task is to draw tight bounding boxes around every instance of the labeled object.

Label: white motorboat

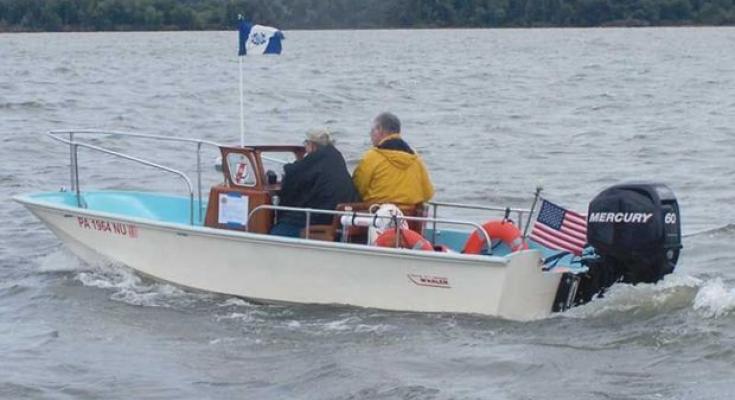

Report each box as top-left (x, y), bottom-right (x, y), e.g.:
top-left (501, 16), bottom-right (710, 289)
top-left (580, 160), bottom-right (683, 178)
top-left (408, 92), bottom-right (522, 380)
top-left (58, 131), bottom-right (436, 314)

top-left (14, 130), bottom-right (682, 321)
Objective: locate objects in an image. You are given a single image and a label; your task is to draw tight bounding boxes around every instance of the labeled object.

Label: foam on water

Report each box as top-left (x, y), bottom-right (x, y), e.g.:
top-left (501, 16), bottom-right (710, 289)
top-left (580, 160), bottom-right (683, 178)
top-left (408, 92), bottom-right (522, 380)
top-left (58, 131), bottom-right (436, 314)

top-left (564, 274), bottom-right (692, 317)
top-left (59, 248), bottom-right (735, 327)
top-left (564, 272), bottom-right (735, 321)
top-left (217, 297), bottom-right (256, 308)
top-left (75, 262), bottom-right (211, 308)
top-left (215, 311), bottom-right (260, 323)
top-left (212, 302), bottom-right (395, 337)
top-left (693, 278), bottom-right (735, 318)
top-left (35, 240), bottom-right (735, 327)
top-left (316, 316), bottom-right (393, 334)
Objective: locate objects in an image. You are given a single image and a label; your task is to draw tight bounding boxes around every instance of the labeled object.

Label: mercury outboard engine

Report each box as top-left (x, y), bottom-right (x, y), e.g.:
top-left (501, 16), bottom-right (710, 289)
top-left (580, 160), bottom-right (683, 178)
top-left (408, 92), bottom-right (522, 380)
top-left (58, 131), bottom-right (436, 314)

top-left (574, 182), bottom-right (682, 304)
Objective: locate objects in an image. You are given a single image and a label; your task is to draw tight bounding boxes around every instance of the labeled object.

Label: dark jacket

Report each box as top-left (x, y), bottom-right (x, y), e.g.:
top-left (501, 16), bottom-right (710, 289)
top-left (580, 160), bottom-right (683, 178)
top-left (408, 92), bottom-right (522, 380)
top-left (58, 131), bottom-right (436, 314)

top-left (278, 144), bottom-right (360, 227)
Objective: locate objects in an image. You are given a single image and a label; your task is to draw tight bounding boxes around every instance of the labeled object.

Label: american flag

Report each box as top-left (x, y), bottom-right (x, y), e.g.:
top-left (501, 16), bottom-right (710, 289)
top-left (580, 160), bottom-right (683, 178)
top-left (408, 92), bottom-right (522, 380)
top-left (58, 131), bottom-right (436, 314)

top-left (530, 199), bottom-right (587, 256)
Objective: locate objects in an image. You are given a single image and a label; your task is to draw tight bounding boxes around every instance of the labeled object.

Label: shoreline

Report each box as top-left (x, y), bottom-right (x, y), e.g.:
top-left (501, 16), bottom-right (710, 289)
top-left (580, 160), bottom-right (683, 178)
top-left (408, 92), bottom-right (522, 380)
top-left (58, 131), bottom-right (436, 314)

top-left (2, 23), bottom-right (734, 34)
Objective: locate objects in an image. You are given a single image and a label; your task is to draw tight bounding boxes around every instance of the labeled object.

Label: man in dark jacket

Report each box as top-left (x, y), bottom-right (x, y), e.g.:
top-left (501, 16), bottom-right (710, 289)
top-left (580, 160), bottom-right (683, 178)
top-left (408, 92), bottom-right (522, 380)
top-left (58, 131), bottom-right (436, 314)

top-left (270, 129), bottom-right (360, 237)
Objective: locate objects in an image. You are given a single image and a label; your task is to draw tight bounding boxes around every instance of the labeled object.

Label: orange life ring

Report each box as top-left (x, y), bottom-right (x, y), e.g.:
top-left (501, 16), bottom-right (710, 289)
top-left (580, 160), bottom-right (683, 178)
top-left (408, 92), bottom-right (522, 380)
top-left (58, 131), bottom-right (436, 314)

top-left (375, 228), bottom-right (433, 251)
top-left (462, 220), bottom-right (528, 254)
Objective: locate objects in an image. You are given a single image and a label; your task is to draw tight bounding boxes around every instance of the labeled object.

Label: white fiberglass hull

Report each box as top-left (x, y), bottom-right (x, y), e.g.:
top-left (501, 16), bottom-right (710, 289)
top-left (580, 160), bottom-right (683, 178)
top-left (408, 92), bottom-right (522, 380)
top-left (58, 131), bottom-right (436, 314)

top-left (18, 199), bottom-right (563, 321)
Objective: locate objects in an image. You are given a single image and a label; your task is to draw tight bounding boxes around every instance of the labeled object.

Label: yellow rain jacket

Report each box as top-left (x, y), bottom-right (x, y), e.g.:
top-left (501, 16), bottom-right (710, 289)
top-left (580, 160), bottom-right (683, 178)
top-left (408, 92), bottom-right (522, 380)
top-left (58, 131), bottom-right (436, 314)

top-left (353, 134), bottom-right (434, 204)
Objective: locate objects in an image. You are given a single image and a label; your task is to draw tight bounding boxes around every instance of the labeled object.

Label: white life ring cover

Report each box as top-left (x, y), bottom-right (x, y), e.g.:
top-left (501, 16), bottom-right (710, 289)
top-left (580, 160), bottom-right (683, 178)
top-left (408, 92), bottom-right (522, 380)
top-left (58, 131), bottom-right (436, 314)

top-left (368, 203), bottom-right (409, 245)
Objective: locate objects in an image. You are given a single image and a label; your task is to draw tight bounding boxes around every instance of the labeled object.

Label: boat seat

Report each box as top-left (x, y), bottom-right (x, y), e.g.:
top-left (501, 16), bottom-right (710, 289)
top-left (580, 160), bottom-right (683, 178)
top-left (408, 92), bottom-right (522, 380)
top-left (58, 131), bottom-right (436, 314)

top-left (302, 202), bottom-right (426, 243)
top-left (300, 224), bottom-right (338, 242)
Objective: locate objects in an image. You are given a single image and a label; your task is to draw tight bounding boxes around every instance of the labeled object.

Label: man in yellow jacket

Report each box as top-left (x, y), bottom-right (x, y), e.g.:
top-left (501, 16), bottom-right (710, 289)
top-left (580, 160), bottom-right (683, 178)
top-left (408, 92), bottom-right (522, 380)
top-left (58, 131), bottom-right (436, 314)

top-left (353, 112), bottom-right (434, 205)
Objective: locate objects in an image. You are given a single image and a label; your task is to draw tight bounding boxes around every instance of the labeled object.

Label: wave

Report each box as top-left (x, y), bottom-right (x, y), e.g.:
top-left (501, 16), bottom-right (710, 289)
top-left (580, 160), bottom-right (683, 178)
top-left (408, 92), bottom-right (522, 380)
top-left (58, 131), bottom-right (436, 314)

top-left (0, 101), bottom-right (45, 110)
top-left (75, 262), bottom-right (213, 308)
top-left (215, 307), bottom-right (394, 336)
top-left (565, 273), bottom-right (735, 320)
top-left (69, 257), bottom-right (735, 323)
top-left (35, 248), bottom-right (91, 273)
top-left (315, 316), bottom-right (393, 334)
top-left (563, 274), bottom-right (700, 318)
top-left (52, 66), bottom-right (79, 77)
top-left (70, 260), bottom-right (396, 335)
top-left (0, 99), bottom-right (78, 111)
top-left (692, 278), bottom-right (735, 318)
top-left (683, 223), bottom-right (735, 238)
top-left (217, 297), bottom-right (257, 308)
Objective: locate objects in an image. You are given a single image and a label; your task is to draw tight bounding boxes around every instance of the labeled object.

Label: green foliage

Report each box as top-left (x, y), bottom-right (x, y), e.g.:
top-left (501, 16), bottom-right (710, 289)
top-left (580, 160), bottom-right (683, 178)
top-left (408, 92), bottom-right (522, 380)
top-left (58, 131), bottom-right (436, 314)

top-left (0, 0), bottom-right (733, 31)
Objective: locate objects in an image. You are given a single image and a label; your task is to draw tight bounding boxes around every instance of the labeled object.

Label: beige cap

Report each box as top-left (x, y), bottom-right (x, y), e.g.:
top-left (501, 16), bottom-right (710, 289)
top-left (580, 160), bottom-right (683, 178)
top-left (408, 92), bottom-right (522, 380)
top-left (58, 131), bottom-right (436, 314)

top-left (305, 128), bottom-right (334, 146)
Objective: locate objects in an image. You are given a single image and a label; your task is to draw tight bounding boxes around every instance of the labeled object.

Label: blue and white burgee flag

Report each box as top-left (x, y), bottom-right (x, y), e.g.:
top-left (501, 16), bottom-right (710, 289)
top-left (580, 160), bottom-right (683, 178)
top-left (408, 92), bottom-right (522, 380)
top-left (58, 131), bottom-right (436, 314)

top-left (238, 19), bottom-right (284, 56)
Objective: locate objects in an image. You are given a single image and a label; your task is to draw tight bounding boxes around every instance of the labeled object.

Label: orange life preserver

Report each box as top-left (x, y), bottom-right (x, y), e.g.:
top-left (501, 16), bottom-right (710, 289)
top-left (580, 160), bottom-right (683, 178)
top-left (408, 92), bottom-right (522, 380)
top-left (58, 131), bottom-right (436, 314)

top-left (374, 228), bottom-right (433, 251)
top-left (462, 220), bottom-right (528, 254)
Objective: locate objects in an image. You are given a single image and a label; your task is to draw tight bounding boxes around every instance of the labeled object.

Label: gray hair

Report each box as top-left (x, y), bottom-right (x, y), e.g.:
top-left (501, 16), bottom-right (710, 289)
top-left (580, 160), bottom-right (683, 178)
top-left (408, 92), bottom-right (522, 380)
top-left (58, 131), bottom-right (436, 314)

top-left (305, 128), bottom-right (334, 147)
top-left (374, 112), bottom-right (401, 134)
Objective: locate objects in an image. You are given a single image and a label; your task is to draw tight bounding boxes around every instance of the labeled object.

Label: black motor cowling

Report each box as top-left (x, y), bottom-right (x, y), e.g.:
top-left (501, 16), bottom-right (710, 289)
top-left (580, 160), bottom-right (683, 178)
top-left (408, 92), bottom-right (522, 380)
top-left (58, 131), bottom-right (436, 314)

top-left (574, 182), bottom-right (682, 304)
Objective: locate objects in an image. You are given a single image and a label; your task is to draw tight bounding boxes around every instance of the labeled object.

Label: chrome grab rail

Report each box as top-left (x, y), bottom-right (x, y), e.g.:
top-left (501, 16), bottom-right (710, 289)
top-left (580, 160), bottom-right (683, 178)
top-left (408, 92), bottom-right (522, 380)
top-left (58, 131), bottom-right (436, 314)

top-left (248, 204), bottom-right (494, 251)
top-left (427, 201), bottom-right (531, 245)
top-left (46, 129), bottom-right (223, 225)
top-left (262, 155), bottom-right (289, 165)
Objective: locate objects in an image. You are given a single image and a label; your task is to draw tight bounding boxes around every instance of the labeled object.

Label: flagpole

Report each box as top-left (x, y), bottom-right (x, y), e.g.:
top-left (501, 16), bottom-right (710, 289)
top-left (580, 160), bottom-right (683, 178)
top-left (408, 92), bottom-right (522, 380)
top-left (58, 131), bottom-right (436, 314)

top-left (239, 55), bottom-right (245, 147)
top-left (523, 186), bottom-right (543, 240)
top-left (236, 16), bottom-right (283, 147)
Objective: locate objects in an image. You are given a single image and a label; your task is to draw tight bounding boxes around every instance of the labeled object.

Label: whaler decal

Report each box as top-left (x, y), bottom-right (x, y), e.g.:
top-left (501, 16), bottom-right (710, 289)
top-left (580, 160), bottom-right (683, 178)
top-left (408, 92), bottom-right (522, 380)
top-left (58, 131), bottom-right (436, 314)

top-left (408, 274), bottom-right (451, 289)
top-left (77, 217), bottom-right (139, 238)
top-left (588, 212), bottom-right (653, 224)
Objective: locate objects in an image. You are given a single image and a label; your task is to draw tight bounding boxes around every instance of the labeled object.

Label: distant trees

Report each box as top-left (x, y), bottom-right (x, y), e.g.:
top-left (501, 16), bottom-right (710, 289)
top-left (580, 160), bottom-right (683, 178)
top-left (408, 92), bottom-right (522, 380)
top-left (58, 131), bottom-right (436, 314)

top-left (1, 0), bottom-right (734, 31)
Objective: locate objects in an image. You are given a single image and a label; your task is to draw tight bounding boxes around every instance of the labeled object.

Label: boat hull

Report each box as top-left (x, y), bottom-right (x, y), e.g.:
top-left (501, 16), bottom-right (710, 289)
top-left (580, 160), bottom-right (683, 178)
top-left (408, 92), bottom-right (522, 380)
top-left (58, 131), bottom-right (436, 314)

top-left (17, 197), bottom-right (563, 320)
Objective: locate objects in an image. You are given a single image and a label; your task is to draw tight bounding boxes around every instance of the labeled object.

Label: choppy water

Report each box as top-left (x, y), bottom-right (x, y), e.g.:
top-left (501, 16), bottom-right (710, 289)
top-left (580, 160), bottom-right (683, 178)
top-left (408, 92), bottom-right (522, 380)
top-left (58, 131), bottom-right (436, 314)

top-left (2, 28), bottom-right (735, 399)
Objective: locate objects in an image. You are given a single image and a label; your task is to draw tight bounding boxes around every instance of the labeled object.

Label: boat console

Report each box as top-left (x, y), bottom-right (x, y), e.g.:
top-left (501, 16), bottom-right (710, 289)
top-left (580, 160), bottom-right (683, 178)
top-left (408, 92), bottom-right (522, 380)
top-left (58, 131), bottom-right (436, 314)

top-left (203, 145), bottom-right (429, 240)
top-left (204, 145), bottom-right (305, 234)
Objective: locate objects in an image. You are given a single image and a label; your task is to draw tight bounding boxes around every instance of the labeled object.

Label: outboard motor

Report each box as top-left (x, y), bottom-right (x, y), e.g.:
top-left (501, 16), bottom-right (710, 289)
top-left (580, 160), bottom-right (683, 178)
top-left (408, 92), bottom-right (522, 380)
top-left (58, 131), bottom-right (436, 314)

top-left (574, 182), bottom-right (682, 304)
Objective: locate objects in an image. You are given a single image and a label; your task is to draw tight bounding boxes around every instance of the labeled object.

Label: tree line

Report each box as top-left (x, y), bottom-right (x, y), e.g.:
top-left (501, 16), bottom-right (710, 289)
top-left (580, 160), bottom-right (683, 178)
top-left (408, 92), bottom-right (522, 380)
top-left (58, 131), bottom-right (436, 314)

top-left (1, 0), bottom-right (734, 32)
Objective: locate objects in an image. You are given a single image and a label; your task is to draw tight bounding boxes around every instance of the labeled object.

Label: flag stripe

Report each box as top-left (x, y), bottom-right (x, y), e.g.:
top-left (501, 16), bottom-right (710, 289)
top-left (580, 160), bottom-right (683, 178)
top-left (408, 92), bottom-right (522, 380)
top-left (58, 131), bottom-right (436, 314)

top-left (530, 233), bottom-right (583, 254)
top-left (560, 221), bottom-right (586, 242)
top-left (530, 199), bottom-right (588, 256)
top-left (565, 216), bottom-right (586, 230)
top-left (531, 231), bottom-right (583, 254)
top-left (531, 224), bottom-right (585, 249)
top-left (565, 212), bottom-right (586, 223)
top-left (533, 224), bottom-right (586, 247)
top-left (532, 234), bottom-right (580, 254)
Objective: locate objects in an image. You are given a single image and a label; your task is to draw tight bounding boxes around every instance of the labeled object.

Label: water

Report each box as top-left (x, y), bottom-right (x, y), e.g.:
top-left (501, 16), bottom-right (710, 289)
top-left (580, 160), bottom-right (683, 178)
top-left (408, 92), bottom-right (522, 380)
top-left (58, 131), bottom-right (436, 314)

top-left (2, 28), bottom-right (735, 399)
